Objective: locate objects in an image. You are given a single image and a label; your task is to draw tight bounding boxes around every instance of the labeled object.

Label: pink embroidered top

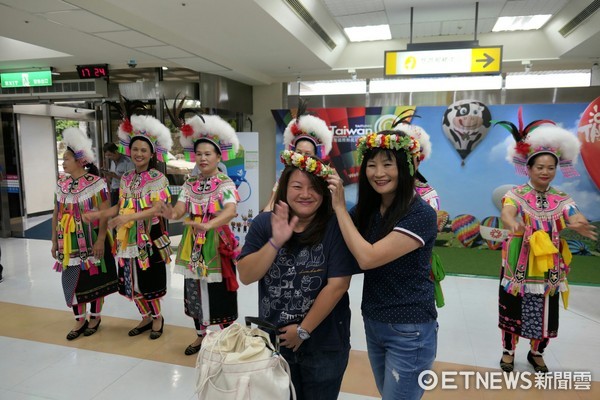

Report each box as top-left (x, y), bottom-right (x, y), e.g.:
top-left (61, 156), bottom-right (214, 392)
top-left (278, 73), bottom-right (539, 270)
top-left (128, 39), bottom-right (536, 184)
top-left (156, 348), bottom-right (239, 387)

top-left (53, 174), bottom-right (109, 273)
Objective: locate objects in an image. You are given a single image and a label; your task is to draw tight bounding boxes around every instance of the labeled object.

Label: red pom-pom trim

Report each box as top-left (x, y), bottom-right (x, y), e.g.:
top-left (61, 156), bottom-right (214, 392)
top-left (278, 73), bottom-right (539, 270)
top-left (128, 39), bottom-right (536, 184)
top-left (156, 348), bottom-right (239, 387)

top-left (120, 119), bottom-right (133, 133)
top-left (515, 141), bottom-right (531, 156)
top-left (181, 124), bottom-right (194, 138)
top-left (291, 123), bottom-right (301, 136)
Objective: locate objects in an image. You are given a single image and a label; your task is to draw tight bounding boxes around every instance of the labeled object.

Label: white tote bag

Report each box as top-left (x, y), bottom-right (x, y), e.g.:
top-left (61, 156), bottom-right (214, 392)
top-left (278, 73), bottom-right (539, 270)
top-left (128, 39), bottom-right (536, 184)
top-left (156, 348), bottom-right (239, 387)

top-left (196, 319), bottom-right (296, 400)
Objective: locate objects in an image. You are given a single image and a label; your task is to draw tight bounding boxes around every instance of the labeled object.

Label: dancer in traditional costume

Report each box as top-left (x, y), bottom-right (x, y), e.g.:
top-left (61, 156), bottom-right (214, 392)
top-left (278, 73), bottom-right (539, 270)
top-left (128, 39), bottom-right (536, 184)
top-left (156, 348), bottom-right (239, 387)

top-left (52, 127), bottom-right (117, 340)
top-left (495, 109), bottom-right (597, 372)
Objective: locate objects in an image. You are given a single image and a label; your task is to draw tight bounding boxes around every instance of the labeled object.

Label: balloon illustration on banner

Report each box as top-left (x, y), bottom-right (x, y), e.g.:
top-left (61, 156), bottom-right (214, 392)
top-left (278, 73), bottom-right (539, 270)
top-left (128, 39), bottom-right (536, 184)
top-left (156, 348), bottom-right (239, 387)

top-left (441, 99), bottom-right (492, 165)
top-left (577, 96), bottom-right (600, 191)
top-left (566, 239), bottom-right (592, 256)
top-left (480, 216), bottom-right (508, 250)
top-left (451, 214), bottom-right (481, 248)
top-left (492, 184), bottom-right (516, 211)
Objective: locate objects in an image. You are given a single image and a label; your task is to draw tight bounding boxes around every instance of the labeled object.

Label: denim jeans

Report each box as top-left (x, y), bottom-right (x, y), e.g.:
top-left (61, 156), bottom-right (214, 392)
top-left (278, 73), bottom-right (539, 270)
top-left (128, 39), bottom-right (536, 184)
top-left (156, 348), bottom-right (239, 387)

top-left (364, 317), bottom-right (438, 400)
top-left (280, 347), bottom-right (350, 400)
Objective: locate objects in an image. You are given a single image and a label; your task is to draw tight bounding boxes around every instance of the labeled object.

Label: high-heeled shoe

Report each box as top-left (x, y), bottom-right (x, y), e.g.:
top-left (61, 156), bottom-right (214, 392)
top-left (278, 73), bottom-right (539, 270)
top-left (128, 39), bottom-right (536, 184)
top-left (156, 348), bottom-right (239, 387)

top-left (149, 317), bottom-right (164, 340)
top-left (500, 351), bottom-right (514, 372)
top-left (84, 319), bottom-right (101, 337)
top-left (128, 320), bottom-right (153, 337)
top-left (66, 320), bottom-right (89, 341)
top-left (527, 351), bottom-right (549, 373)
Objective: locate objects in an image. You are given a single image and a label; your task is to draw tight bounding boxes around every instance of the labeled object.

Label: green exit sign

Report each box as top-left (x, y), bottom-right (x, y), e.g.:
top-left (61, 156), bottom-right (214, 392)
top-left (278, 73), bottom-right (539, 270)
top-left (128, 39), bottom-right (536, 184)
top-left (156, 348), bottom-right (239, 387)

top-left (1, 71), bottom-right (53, 88)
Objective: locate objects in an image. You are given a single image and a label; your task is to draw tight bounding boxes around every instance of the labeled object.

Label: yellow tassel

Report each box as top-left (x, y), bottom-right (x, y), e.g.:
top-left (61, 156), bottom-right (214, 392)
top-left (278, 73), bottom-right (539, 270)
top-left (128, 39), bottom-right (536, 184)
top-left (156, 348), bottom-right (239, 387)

top-left (116, 208), bottom-right (136, 250)
top-left (59, 214), bottom-right (76, 265)
top-left (527, 230), bottom-right (558, 277)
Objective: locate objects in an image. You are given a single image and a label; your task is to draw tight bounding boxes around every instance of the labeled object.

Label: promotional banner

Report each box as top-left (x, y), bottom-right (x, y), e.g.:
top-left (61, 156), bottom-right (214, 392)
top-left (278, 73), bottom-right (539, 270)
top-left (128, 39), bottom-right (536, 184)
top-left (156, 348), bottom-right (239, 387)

top-left (272, 103), bottom-right (600, 223)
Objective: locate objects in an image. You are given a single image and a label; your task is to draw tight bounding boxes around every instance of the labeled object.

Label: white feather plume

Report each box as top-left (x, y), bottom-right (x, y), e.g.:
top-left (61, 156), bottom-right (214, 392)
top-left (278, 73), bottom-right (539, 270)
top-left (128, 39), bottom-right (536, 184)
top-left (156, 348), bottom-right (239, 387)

top-left (179, 114), bottom-right (239, 154)
top-left (118, 114), bottom-right (173, 152)
top-left (283, 115), bottom-right (333, 155)
top-left (62, 127), bottom-right (96, 164)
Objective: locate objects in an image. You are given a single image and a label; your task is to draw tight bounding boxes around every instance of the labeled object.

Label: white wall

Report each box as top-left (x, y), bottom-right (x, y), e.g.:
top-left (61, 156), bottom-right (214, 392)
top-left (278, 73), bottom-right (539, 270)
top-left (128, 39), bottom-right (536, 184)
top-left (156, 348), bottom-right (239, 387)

top-left (18, 114), bottom-right (56, 215)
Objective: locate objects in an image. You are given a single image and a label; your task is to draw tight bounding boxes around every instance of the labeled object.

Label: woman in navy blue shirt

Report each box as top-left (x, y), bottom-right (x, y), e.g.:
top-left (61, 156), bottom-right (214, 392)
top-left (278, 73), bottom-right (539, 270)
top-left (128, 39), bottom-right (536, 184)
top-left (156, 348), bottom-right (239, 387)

top-left (327, 130), bottom-right (438, 400)
top-left (239, 150), bottom-right (358, 400)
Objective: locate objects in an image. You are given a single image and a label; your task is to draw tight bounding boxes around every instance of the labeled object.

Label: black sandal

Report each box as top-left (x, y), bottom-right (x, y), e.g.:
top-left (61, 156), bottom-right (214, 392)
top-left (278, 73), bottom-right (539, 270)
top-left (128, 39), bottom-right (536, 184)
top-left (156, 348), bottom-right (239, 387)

top-left (149, 317), bottom-right (164, 340)
top-left (66, 320), bottom-right (89, 341)
top-left (527, 351), bottom-right (549, 373)
top-left (500, 351), bottom-right (514, 372)
top-left (128, 320), bottom-right (153, 336)
top-left (84, 319), bottom-right (101, 337)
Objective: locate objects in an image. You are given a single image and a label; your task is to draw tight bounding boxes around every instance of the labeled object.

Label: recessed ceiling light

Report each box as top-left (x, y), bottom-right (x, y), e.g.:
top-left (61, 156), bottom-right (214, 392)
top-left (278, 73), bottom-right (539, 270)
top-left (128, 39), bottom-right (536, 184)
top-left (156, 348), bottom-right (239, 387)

top-left (493, 15), bottom-right (552, 32)
top-left (344, 25), bottom-right (391, 42)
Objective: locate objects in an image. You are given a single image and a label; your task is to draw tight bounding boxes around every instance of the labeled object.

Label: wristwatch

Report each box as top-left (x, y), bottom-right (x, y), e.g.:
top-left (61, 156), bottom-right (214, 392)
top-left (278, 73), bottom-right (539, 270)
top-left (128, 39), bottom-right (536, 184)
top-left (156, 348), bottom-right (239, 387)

top-left (297, 325), bottom-right (311, 340)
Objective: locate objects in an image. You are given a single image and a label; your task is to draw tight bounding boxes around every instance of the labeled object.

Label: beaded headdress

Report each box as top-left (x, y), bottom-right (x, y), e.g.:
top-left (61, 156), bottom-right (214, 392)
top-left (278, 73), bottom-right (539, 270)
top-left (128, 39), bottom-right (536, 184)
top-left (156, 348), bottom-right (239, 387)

top-left (391, 109), bottom-right (431, 162)
top-left (280, 150), bottom-right (334, 179)
top-left (115, 96), bottom-right (173, 162)
top-left (356, 132), bottom-right (421, 176)
top-left (495, 107), bottom-right (580, 177)
top-left (283, 99), bottom-right (333, 159)
top-left (62, 127), bottom-right (96, 165)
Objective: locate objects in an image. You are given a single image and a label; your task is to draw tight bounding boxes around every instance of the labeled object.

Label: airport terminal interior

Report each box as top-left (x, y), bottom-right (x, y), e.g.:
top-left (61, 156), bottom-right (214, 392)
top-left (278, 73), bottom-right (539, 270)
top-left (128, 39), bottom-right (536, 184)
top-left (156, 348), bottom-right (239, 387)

top-left (1, 0), bottom-right (600, 399)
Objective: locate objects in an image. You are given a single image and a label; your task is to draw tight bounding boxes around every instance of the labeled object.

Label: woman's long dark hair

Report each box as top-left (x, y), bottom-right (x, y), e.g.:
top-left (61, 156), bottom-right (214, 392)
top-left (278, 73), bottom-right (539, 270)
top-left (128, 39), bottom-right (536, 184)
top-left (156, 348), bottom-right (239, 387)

top-left (353, 131), bottom-right (416, 240)
top-left (274, 165), bottom-right (332, 246)
top-left (130, 136), bottom-right (157, 170)
top-left (66, 147), bottom-right (100, 176)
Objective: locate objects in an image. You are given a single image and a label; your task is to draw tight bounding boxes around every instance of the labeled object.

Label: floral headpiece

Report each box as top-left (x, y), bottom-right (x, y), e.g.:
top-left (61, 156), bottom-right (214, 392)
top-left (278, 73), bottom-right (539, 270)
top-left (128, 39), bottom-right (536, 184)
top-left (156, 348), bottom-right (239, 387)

top-left (391, 109), bottom-right (431, 162)
top-left (283, 99), bottom-right (333, 159)
top-left (356, 132), bottom-right (421, 176)
top-left (62, 127), bottom-right (96, 166)
top-left (117, 114), bottom-right (173, 162)
top-left (178, 114), bottom-right (239, 162)
top-left (280, 150), bottom-right (334, 178)
top-left (495, 107), bottom-right (580, 177)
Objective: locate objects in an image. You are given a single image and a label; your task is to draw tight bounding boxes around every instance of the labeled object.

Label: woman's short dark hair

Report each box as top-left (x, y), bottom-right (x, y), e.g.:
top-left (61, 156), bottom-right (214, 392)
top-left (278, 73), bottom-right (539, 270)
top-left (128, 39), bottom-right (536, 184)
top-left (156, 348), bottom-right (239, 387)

top-left (129, 136), bottom-right (157, 170)
top-left (274, 163), bottom-right (332, 246)
top-left (527, 152), bottom-right (558, 168)
top-left (103, 143), bottom-right (118, 153)
top-left (194, 139), bottom-right (221, 155)
top-left (353, 130), bottom-right (416, 239)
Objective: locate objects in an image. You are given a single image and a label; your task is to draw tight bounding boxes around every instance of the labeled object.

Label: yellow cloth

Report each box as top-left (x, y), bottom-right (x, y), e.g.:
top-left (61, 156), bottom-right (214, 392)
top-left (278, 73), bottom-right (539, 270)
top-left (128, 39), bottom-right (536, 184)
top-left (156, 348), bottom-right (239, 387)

top-left (116, 208), bottom-right (136, 250)
top-left (59, 213), bottom-right (75, 265)
top-left (528, 230), bottom-right (558, 277)
top-left (560, 238), bottom-right (572, 309)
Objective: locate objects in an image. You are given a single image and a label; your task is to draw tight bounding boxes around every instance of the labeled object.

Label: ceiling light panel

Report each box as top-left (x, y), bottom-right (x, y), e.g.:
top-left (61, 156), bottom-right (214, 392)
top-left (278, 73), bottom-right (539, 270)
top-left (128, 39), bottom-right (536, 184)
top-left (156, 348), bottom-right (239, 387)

top-left (336, 11), bottom-right (388, 28)
top-left (344, 25), bottom-right (391, 42)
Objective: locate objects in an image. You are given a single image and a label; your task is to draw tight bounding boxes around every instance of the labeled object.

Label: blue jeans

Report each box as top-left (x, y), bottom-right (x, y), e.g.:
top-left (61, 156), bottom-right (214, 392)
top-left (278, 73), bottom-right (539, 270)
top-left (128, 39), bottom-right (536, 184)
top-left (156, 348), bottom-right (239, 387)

top-left (364, 318), bottom-right (438, 400)
top-left (281, 347), bottom-right (349, 400)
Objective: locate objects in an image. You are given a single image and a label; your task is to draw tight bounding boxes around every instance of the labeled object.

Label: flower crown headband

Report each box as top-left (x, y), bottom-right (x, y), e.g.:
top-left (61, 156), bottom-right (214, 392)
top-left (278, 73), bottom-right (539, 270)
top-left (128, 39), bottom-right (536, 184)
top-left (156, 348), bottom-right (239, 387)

top-left (280, 150), bottom-right (334, 179)
top-left (164, 94), bottom-right (238, 161)
top-left (62, 127), bottom-right (96, 165)
top-left (356, 132), bottom-right (421, 176)
top-left (494, 107), bottom-right (580, 177)
top-left (283, 99), bottom-right (333, 159)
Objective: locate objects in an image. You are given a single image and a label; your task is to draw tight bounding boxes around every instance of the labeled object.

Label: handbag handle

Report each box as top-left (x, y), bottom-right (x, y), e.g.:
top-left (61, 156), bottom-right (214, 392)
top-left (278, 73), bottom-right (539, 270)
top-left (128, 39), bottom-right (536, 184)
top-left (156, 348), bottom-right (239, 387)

top-left (244, 317), bottom-right (277, 331)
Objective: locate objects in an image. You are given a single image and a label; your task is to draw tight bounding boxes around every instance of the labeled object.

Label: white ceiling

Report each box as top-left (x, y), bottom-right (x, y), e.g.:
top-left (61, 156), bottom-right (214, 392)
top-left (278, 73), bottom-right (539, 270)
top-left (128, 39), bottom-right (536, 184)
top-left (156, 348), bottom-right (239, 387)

top-left (0, 0), bottom-right (599, 85)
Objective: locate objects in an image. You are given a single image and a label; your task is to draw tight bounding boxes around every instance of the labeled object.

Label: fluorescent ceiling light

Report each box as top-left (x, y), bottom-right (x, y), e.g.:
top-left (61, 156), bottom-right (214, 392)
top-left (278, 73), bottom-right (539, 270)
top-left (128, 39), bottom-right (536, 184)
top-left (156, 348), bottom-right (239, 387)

top-left (505, 70), bottom-right (590, 89)
top-left (289, 80), bottom-right (366, 96)
top-left (344, 24), bottom-right (391, 42)
top-left (493, 15), bottom-right (552, 32)
top-left (370, 75), bottom-right (503, 93)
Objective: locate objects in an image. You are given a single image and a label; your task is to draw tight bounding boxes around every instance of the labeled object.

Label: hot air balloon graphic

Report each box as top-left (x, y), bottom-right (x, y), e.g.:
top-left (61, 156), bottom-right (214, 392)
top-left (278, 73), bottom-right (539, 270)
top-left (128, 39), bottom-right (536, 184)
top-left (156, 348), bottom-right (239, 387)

top-left (450, 214), bottom-right (481, 248)
top-left (577, 96), bottom-right (600, 191)
top-left (480, 216), bottom-right (509, 250)
top-left (442, 99), bottom-right (492, 165)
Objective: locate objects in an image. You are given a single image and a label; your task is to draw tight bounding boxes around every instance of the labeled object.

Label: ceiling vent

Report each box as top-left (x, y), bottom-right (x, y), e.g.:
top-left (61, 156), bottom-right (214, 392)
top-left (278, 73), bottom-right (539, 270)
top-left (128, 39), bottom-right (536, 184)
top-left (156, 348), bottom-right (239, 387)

top-left (559, 0), bottom-right (600, 37)
top-left (284, 0), bottom-right (337, 50)
top-left (0, 79), bottom-right (108, 100)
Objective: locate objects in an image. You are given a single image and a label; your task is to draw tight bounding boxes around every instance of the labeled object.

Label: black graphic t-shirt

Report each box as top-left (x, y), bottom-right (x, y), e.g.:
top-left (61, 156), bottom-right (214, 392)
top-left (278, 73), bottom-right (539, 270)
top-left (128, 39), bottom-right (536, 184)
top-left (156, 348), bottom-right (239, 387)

top-left (239, 212), bottom-right (360, 351)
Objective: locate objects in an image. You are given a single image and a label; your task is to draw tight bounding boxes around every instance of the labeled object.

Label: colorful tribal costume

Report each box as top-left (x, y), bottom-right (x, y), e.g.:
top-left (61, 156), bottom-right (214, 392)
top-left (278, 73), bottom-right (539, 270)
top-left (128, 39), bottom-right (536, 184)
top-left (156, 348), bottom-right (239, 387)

top-left (116, 169), bottom-right (171, 318)
top-left (174, 173), bottom-right (240, 330)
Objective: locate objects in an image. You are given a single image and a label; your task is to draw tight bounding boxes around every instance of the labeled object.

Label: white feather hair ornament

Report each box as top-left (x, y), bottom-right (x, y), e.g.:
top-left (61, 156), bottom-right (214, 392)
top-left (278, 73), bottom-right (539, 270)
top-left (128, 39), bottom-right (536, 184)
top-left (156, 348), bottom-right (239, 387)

top-left (179, 114), bottom-right (239, 162)
top-left (62, 127), bottom-right (96, 165)
top-left (117, 114), bottom-right (173, 162)
top-left (283, 99), bottom-right (332, 159)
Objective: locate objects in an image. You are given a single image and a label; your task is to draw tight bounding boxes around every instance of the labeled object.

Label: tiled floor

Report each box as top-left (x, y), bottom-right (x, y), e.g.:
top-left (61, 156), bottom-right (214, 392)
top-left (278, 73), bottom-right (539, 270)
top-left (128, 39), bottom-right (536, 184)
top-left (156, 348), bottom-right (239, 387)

top-left (0, 234), bottom-right (599, 399)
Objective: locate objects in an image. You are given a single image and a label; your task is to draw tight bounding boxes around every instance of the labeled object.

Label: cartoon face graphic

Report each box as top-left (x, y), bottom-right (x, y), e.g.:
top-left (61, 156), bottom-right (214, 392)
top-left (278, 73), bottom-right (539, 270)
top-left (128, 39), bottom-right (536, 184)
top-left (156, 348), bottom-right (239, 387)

top-left (442, 99), bottom-right (492, 162)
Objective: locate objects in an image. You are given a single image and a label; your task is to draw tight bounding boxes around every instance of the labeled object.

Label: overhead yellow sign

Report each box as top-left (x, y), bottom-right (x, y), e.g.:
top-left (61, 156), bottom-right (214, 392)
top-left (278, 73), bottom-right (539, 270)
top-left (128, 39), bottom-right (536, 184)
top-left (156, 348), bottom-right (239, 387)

top-left (385, 46), bottom-right (502, 77)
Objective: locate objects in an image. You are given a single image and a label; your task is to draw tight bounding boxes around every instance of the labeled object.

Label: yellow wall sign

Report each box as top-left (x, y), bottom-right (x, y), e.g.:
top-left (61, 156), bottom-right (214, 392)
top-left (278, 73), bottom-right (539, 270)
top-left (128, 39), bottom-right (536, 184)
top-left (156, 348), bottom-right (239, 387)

top-left (385, 46), bottom-right (502, 76)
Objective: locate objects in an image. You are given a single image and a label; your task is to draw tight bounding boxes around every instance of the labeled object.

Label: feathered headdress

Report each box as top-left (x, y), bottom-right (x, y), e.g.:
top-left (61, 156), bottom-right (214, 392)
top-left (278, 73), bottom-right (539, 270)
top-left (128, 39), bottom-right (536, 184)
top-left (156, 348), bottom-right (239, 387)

top-left (494, 106), bottom-right (580, 177)
top-left (178, 114), bottom-right (239, 162)
top-left (391, 109), bottom-right (431, 162)
top-left (62, 127), bottom-right (96, 165)
top-left (115, 95), bottom-right (172, 162)
top-left (280, 150), bottom-right (333, 178)
top-left (283, 98), bottom-right (333, 159)
top-left (356, 132), bottom-right (421, 176)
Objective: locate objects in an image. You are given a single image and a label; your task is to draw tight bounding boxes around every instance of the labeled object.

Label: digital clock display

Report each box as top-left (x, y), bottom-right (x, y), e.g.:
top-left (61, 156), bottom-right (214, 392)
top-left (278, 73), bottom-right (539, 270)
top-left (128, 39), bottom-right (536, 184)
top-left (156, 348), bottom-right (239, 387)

top-left (76, 64), bottom-right (109, 79)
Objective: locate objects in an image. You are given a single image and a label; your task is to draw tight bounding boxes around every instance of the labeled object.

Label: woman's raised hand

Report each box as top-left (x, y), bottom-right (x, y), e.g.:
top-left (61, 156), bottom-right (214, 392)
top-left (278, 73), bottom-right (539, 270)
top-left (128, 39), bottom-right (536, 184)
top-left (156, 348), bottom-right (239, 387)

top-left (160, 202), bottom-right (175, 219)
top-left (567, 219), bottom-right (598, 240)
top-left (271, 201), bottom-right (298, 247)
top-left (326, 171), bottom-right (346, 211)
